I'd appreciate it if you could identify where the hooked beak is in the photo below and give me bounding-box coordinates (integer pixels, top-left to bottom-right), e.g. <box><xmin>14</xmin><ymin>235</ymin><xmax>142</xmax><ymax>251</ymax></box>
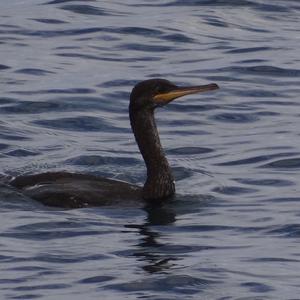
<box><xmin>153</xmin><ymin>83</ymin><xmax>219</xmax><ymax>105</ymax></box>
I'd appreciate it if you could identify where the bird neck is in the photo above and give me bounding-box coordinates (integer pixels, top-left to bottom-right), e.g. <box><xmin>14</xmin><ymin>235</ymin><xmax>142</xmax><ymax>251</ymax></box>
<box><xmin>129</xmin><ymin>107</ymin><xmax>175</xmax><ymax>201</ymax></box>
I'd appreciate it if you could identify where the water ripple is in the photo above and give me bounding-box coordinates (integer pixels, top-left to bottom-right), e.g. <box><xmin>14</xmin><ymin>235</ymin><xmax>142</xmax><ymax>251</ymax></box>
<box><xmin>15</xmin><ymin>68</ymin><xmax>55</xmax><ymax>76</ymax></box>
<box><xmin>262</xmin><ymin>157</ymin><xmax>300</xmax><ymax>169</ymax></box>
<box><xmin>266</xmin><ymin>224</ymin><xmax>300</xmax><ymax>238</ymax></box>
<box><xmin>79</xmin><ymin>276</ymin><xmax>114</xmax><ymax>284</ymax></box>
<box><xmin>0</xmin><ymin>64</ymin><xmax>10</xmax><ymax>70</ymax></box>
<box><xmin>105</xmin><ymin>275</ymin><xmax>218</xmax><ymax>293</ymax></box>
<box><xmin>216</xmin><ymin>152</ymin><xmax>299</xmax><ymax>166</ymax></box>
<box><xmin>32</xmin><ymin>116</ymin><xmax>128</xmax><ymax>132</ymax></box>
<box><xmin>219</xmin><ymin>65</ymin><xmax>300</xmax><ymax>77</ymax></box>
<box><xmin>241</xmin><ymin>282</ymin><xmax>274</xmax><ymax>293</ymax></box>
<box><xmin>31</xmin><ymin>18</ymin><xmax>68</xmax><ymax>24</ymax></box>
<box><xmin>45</xmin><ymin>0</ymin><xmax>95</xmax><ymax>4</ymax></box>
<box><xmin>226</xmin><ymin>46</ymin><xmax>271</xmax><ymax>54</ymax></box>
<box><xmin>5</xmin><ymin>149</ymin><xmax>40</xmax><ymax>157</ymax></box>
<box><xmin>167</xmin><ymin>147</ymin><xmax>213</xmax><ymax>155</ymax></box>
<box><xmin>66</xmin><ymin>155</ymin><xmax>140</xmax><ymax>166</ymax></box>
<box><xmin>1</xmin><ymin>0</ymin><xmax>300</xmax><ymax>299</ymax></box>
<box><xmin>212</xmin><ymin>112</ymin><xmax>259</xmax><ymax>123</ymax></box>
<box><xmin>60</xmin><ymin>5</ymin><xmax>113</xmax><ymax>16</ymax></box>
<box><xmin>234</xmin><ymin>178</ymin><xmax>294</xmax><ymax>187</ymax></box>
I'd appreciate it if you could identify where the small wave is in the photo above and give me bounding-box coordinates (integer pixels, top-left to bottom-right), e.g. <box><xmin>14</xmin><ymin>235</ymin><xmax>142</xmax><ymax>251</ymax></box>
<box><xmin>0</xmin><ymin>143</ymin><xmax>9</xmax><ymax>150</ymax></box>
<box><xmin>212</xmin><ymin>112</ymin><xmax>259</xmax><ymax>123</ymax></box>
<box><xmin>60</xmin><ymin>5</ymin><xmax>113</xmax><ymax>16</ymax></box>
<box><xmin>241</xmin><ymin>282</ymin><xmax>274</xmax><ymax>293</ymax></box>
<box><xmin>246</xmin><ymin>257</ymin><xmax>300</xmax><ymax>263</ymax></box>
<box><xmin>261</xmin><ymin>158</ymin><xmax>300</xmax><ymax>169</ymax></box>
<box><xmin>5</xmin><ymin>149</ymin><xmax>39</xmax><ymax>157</ymax></box>
<box><xmin>105</xmin><ymin>274</ymin><xmax>218</xmax><ymax>293</ymax></box>
<box><xmin>12</xmin><ymin>88</ymin><xmax>95</xmax><ymax>95</ymax></box>
<box><xmin>66</xmin><ymin>155</ymin><xmax>140</xmax><ymax>166</ymax></box>
<box><xmin>56</xmin><ymin>52</ymin><xmax>162</xmax><ymax>62</ymax></box>
<box><xmin>0</xmin><ymin>132</ymin><xmax>30</xmax><ymax>141</ymax></box>
<box><xmin>219</xmin><ymin>65</ymin><xmax>300</xmax><ymax>77</ymax></box>
<box><xmin>213</xmin><ymin>186</ymin><xmax>257</xmax><ymax>195</ymax></box>
<box><xmin>167</xmin><ymin>147</ymin><xmax>213</xmax><ymax>155</ymax></box>
<box><xmin>32</xmin><ymin>116</ymin><xmax>128</xmax><ymax>133</ymax></box>
<box><xmin>15</xmin><ymin>68</ymin><xmax>55</xmax><ymax>76</ymax></box>
<box><xmin>12</xmin><ymin>283</ymin><xmax>70</xmax><ymax>292</ymax></box>
<box><xmin>163</xmin><ymin>33</ymin><xmax>194</xmax><ymax>43</ymax></box>
<box><xmin>170</xmin><ymin>103</ymin><xmax>219</xmax><ymax>113</ymax></box>
<box><xmin>116</xmin><ymin>27</ymin><xmax>162</xmax><ymax>36</ymax></box>
<box><xmin>232</xmin><ymin>89</ymin><xmax>282</xmax><ymax>98</ymax></box>
<box><xmin>118</xmin><ymin>43</ymin><xmax>173</xmax><ymax>53</ymax></box>
<box><xmin>0</xmin><ymin>229</ymin><xmax>105</xmax><ymax>241</ymax></box>
<box><xmin>172</xmin><ymin>166</ymin><xmax>194</xmax><ymax>181</ymax></box>
<box><xmin>1</xmin><ymin>26</ymin><xmax>163</xmax><ymax>39</ymax></box>
<box><xmin>0</xmin><ymin>64</ymin><xmax>10</xmax><ymax>70</ymax></box>
<box><xmin>234</xmin><ymin>178</ymin><xmax>294</xmax><ymax>187</ymax></box>
<box><xmin>266</xmin><ymin>224</ymin><xmax>300</xmax><ymax>238</ymax></box>
<box><xmin>79</xmin><ymin>276</ymin><xmax>114</xmax><ymax>284</ymax></box>
<box><xmin>133</xmin><ymin>0</ymin><xmax>256</xmax><ymax>7</ymax></box>
<box><xmin>0</xmin><ymin>97</ymin><xmax>15</xmax><ymax>104</ymax></box>
<box><xmin>45</xmin><ymin>0</ymin><xmax>97</xmax><ymax>5</ymax></box>
<box><xmin>98</xmin><ymin>79</ymin><xmax>137</xmax><ymax>88</ymax></box>
<box><xmin>226</xmin><ymin>46</ymin><xmax>271</xmax><ymax>54</ymax></box>
<box><xmin>216</xmin><ymin>152</ymin><xmax>298</xmax><ymax>167</ymax></box>
<box><xmin>263</xmin><ymin>197</ymin><xmax>300</xmax><ymax>203</ymax></box>
<box><xmin>0</xmin><ymin>97</ymin><xmax>112</xmax><ymax>114</ymax></box>
<box><xmin>31</xmin><ymin>18</ymin><xmax>67</xmax><ymax>24</ymax></box>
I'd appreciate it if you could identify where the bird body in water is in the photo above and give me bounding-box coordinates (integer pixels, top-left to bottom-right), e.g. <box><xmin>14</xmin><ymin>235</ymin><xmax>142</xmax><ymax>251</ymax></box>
<box><xmin>9</xmin><ymin>79</ymin><xmax>219</xmax><ymax>208</ymax></box>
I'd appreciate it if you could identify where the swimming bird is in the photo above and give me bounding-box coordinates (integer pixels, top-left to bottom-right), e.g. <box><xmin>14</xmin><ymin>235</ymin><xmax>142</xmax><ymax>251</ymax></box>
<box><xmin>9</xmin><ymin>79</ymin><xmax>218</xmax><ymax>208</ymax></box>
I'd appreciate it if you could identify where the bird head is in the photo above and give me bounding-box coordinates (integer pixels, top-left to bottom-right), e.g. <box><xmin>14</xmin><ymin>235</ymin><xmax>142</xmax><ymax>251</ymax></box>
<box><xmin>130</xmin><ymin>78</ymin><xmax>219</xmax><ymax>111</ymax></box>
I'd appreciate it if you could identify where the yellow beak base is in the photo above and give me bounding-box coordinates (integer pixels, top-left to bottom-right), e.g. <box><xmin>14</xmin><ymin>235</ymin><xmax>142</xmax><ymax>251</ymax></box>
<box><xmin>153</xmin><ymin>83</ymin><xmax>219</xmax><ymax>105</ymax></box>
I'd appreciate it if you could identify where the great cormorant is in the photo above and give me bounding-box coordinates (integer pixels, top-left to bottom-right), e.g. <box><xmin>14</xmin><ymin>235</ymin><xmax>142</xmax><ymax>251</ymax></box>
<box><xmin>9</xmin><ymin>79</ymin><xmax>219</xmax><ymax>208</ymax></box>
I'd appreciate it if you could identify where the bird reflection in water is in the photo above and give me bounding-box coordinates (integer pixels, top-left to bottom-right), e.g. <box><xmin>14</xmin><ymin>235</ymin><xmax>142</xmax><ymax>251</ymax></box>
<box><xmin>125</xmin><ymin>204</ymin><xmax>178</xmax><ymax>274</ymax></box>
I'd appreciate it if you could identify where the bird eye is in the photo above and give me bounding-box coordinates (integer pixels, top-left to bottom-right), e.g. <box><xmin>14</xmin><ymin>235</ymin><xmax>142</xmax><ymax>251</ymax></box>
<box><xmin>155</xmin><ymin>85</ymin><xmax>166</xmax><ymax>94</ymax></box>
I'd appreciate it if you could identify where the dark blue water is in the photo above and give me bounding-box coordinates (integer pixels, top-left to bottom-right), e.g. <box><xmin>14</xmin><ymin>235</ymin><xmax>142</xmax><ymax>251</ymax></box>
<box><xmin>1</xmin><ymin>0</ymin><xmax>300</xmax><ymax>299</ymax></box>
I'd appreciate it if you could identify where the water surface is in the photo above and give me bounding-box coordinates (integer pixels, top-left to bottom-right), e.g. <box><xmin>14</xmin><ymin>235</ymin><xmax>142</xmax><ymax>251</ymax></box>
<box><xmin>1</xmin><ymin>0</ymin><xmax>300</xmax><ymax>299</ymax></box>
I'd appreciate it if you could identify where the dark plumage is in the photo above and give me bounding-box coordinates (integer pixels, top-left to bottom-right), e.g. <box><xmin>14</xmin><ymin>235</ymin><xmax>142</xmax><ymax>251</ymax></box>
<box><xmin>9</xmin><ymin>79</ymin><xmax>219</xmax><ymax>208</ymax></box>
